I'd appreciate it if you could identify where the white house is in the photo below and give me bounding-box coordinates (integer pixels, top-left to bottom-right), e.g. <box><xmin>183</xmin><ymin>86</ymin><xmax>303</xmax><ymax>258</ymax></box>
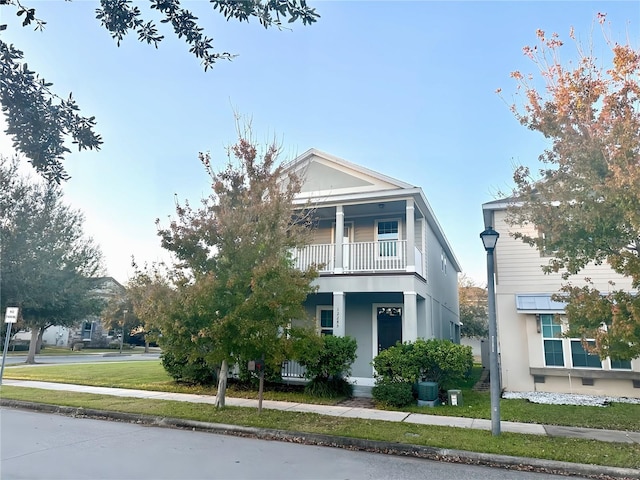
<box><xmin>287</xmin><ymin>149</ymin><xmax>461</xmax><ymax>391</ymax></box>
<box><xmin>482</xmin><ymin>198</ymin><xmax>640</xmax><ymax>398</ymax></box>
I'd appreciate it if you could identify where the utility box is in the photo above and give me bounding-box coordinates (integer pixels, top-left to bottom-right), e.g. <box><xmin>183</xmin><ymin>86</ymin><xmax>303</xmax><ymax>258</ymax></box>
<box><xmin>416</xmin><ymin>381</ymin><xmax>438</xmax><ymax>401</ymax></box>
<box><xmin>447</xmin><ymin>389</ymin><xmax>463</xmax><ymax>407</ymax></box>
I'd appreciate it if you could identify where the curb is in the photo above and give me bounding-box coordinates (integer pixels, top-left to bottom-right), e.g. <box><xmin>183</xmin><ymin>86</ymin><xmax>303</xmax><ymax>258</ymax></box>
<box><xmin>2</xmin><ymin>399</ymin><xmax>638</xmax><ymax>479</ymax></box>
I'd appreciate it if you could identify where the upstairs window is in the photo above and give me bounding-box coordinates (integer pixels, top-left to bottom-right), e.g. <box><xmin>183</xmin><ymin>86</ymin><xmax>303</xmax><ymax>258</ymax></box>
<box><xmin>377</xmin><ymin>220</ymin><xmax>399</xmax><ymax>257</ymax></box>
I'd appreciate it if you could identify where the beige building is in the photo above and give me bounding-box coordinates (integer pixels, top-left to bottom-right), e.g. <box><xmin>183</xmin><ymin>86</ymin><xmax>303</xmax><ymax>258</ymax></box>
<box><xmin>482</xmin><ymin>199</ymin><xmax>640</xmax><ymax>398</ymax></box>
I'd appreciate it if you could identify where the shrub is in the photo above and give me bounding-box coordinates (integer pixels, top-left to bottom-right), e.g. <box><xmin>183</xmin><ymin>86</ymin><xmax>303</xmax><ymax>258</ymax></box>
<box><xmin>305</xmin><ymin>376</ymin><xmax>353</xmax><ymax>398</ymax></box>
<box><xmin>293</xmin><ymin>334</ymin><xmax>357</xmax><ymax>398</ymax></box>
<box><xmin>372</xmin><ymin>339</ymin><xmax>473</xmax><ymax>391</ymax></box>
<box><xmin>161</xmin><ymin>350</ymin><xmax>218</xmax><ymax>385</ymax></box>
<box><xmin>372</xmin><ymin>382</ymin><xmax>414</xmax><ymax>407</ymax></box>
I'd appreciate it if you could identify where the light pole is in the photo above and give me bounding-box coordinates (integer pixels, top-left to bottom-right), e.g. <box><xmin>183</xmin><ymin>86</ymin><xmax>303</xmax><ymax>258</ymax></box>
<box><xmin>120</xmin><ymin>310</ymin><xmax>127</xmax><ymax>355</ymax></box>
<box><xmin>480</xmin><ymin>226</ymin><xmax>500</xmax><ymax>436</ymax></box>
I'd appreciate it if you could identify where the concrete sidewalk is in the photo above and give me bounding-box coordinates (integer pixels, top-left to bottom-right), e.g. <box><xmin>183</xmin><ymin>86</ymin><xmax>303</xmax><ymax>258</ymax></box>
<box><xmin>3</xmin><ymin>379</ymin><xmax>639</xmax><ymax>444</ymax></box>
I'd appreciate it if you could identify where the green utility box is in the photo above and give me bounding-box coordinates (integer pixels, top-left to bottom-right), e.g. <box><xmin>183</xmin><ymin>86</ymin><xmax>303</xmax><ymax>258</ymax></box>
<box><xmin>447</xmin><ymin>389</ymin><xmax>463</xmax><ymax>406</ymax></box>
<box><xmin>416</xmin><ymin>381</ymin><xmax>438</xmax><ymax>401</ymax></box>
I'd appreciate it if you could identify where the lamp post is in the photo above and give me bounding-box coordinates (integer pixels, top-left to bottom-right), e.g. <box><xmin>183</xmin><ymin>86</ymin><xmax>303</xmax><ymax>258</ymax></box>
<box><xmin>120</xmin><ymin>309</ymin><xmax>127</xmax><ymax>355</ymax></box>
<box><xmin>480</xmin><ymin>226</ymin><xmax>500</xmax><ymax>436</ymax></box>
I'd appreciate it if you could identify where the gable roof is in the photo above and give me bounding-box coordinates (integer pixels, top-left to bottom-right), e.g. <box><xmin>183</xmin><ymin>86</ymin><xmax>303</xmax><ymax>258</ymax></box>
<box><xmin>283</xmin><ymin>149</ymin><xmax>462</xmax><ymax>273</ymax></box>
<box><xmin>283</xmin><ymin>148</ymin><xmax>414</xmax><ymax>198</ymax></box>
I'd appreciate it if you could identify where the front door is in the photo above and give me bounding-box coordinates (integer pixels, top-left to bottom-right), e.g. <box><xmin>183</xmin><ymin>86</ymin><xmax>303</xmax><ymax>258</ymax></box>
<box><xmin>377</xmin><ymin>306</ymin><xmax>402</xmax><ymax>353</ymax></box>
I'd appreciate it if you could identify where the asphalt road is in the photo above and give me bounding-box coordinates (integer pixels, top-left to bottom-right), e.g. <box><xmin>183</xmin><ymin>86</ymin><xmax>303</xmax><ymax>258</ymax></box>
<box><xmin>1</xmin><ymin>408</ymin><xmax>586</xmax><ymax>480</ymax></box>
<box><xmin>2</xmin><ymin>353</ymin><xmax>161</xmax><ymax>366</ymax></box>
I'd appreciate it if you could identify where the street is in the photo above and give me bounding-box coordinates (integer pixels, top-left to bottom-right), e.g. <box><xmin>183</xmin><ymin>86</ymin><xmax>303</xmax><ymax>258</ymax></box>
<box><xmin>1</xmin><ymin>408</ymin><xmax>586</xmax><ymax>480</ymax></box>
<box><xmin>2</xmin><ymin>353</ymin><xmax>161</xmax><ymax>366</ymax></box>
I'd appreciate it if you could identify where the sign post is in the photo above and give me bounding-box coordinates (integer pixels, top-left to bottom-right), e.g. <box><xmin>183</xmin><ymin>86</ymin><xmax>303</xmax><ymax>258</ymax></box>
<box><xmin>1</xmin><ymin>307</ymin><xmax>19</xmax><ymax>386</ymax></box>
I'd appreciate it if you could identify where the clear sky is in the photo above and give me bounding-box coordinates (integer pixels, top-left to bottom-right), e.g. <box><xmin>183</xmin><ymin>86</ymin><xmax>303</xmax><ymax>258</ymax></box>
<box><xmin>1</xmin><ymin>1</ymin><xmax>638</xmax><ymax>287</ymax></box>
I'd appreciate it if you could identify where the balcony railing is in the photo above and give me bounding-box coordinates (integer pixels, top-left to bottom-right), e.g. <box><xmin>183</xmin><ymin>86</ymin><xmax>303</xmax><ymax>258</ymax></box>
<box><xmin>292</xmin><ymin>240</ymin><xmax>424</xmax><ymax>275</ymax></box>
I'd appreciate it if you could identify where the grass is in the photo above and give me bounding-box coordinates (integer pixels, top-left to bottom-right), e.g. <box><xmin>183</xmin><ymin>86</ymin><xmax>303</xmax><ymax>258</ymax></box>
<box><xmin>5</xmin><ymin>361</ymin><xmax>640</xmax><ymax>431</ymax></box>
<box><xmin>1</xmin><ymin>385</ymin><xmax>638</xmax><ymax>469</ymax></box>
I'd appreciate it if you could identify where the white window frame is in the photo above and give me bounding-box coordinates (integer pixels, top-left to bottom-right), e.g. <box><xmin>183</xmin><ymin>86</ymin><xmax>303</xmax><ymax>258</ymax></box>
<box><xmin>316</xmin><ymin>305</ymin><xmax>334</xmax><ymax>336</ymax></box>
<box><xmin>375</xmin><ymin>218</ymin><xmax>401</xmax><ymax>259</ymax></box>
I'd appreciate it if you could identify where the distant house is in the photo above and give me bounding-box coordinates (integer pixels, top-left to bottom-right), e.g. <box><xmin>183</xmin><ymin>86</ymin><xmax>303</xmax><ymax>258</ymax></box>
<box><xmin>16</xmin><ymin>276</ymin><xmax>125</xmax><ymax>348</ymax></box>
<box><xmin>482</xmin><ymin>198</ymin><xmax>640</xmax><ymax>398</ymax></box>
<box><xmin>286</xmin><ymin>149</ymin><xmax>461</xmax><ymax>391</ymax></box>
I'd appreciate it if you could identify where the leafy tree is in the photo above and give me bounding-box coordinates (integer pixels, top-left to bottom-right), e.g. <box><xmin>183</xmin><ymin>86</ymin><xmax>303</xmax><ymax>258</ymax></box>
<box><xmin>458</xmin><ymin>274</ymin><xmax>488</xmax><ymax>339</ymax></box>
<box><xmin>156</xmin><ymin>125</ymin><xmax>317</xmax><ymax>407</ymax></box>
<box><xmin>504</xmin><ymin>14</ymin><xmax>640</xmax><ymax>360</ymax></box>
<box><xmin>101</xmin><ymin>263</ymin><xmax>172</xmax><ymax>352</ymax></box>
<box><xmin>0</xmin><ymin>156</ymin><xmax>104</xmax><ymax>363</ymax></box>
<box><xmin>0</xmin><ymin>0</ymin><xmax>320</xmax><ymax>183</ymax></box>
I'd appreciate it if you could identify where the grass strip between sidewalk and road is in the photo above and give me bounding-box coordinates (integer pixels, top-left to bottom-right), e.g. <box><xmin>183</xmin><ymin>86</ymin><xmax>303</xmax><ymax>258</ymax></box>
<box><xmin>1</xmin><ymin>385</ymin><xmax>639</xmax><ymax>470</ymax></box>
<box><xmin>5</xmin><ymin>361</ymin><xmax>640</xmax><ymax>430</ymax></box>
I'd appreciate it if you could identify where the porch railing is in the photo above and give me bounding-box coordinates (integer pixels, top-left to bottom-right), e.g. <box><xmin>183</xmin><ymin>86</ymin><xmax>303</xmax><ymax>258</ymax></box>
<box><xmin>292</xmin><ymin>240</ymin><xmax>424</xmax><ymax>274</ymax></box>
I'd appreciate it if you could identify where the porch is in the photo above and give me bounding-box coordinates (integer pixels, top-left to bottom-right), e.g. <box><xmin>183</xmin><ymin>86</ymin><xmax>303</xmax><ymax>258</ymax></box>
<box><xmin>292</xmin><ymin>240</ymin><xmax>424</xmax><ymax>276</ymax></box>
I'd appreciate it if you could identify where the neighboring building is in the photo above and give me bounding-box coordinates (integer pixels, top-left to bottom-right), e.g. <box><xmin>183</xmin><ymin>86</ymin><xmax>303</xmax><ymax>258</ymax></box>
<box><xmin>286</xmin><ymin>149</ymin><xmax>461</xmax><ymax>391</ymax></box>
<box><xmin>15</xmin><ymin>277</ymin><xmax>125</xmax><ymax>348</ymax></box>
<box><xmin>482</xmin><ymin>198</ymin><xmax>640</xmax><ymax>398</ymax></box>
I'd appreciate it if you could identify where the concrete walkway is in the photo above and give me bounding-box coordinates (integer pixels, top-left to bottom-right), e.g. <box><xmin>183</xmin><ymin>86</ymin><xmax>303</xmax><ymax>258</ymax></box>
<box><xmin>3</xmin><ymin>379</ymin><xmax>639</xmax><ymax>444</ymax></box>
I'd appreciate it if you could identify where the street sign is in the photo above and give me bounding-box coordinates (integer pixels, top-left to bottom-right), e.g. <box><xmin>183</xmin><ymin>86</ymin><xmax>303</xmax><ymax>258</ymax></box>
<box><xmin>5</xmin><ymin>307</ymin><xmax>19</xmax><ymax>323</ymax></box>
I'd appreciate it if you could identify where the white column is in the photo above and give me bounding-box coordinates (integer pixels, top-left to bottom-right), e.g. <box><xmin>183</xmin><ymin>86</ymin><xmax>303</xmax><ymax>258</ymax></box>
<box><xmin>333</xmin><ymin>292</ymin><xmax>346</xmax><ymax>337</ymax></box>
<box><xmin>403</xmin><ymin>291</ymin><xmax>418</xmax><ymax>342</ymax></box>
<box><xmin>335</xmin><ymin>206</ymin><xmax>344</xmax><ymax>274</ymax></box>
<box><xmin>405</xmin><ymin>198</ymin><xmax>415</xmax><ymax>272</ymax></box>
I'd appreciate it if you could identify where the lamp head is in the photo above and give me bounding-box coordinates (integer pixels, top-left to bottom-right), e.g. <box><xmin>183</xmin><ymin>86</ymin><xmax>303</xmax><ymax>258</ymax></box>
<box><xmin>480</xmin><ymin>227</ymin><xmax>500</xmax><ymax>252</ymax></box>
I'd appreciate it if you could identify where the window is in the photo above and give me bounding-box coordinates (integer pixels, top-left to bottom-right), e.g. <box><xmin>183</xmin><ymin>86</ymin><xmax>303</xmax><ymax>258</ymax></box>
<box><xmin>541</xmin><ymin>314</ymin><xmax>564</xmax><ymax>366</ymax></box>
<box><xmin>82</xmin><ymin>322</ymin><xmax>93</xmax><ymax>340</ymax></box>
<box><xmin>611</xmin><ymin>359</ymin><xmax>632</xmax><ymax>370</ymax></box>
<box><xmin>377</xmin><ymin>220</ymin><xmax>398</xmax><ymax>257</ymax></box>
<box><xmin>539</xmin><ymin>228</ymin><xmax>558</xmax><ymax>257</ymax></box>
<box><xmin>441</xmin><ymin>250</ymin><xmax>447</xmax><ymax>274</ymax></box>
<box><xmin>319</xmin><ymin>308</ymin><xmax>333</xmax><ymax>336</ymax></box>
<box><xmin>570</xmin><ymin>340</ymin><xmax>602</xmax><ymax>368</ymax></box>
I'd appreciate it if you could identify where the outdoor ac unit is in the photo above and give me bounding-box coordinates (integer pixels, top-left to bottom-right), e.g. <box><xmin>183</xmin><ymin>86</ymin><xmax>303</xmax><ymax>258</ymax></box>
<box><xmin>417</xmin><ymin>381</ymin><xmax>438</xmax><ymax>401</ymax></box>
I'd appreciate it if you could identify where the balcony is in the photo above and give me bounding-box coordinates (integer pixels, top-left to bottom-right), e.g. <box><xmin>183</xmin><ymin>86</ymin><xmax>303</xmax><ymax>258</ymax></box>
<box><xmin>292</xmin><ymin>240</ymin><xmax>424</xmax><ymax>276</ymax></box>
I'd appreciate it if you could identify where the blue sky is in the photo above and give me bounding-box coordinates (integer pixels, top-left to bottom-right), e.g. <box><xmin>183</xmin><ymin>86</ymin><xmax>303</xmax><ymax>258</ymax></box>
<box><xmin>1</xmin><ymin>1</ymin><xmax>638</xmax><ymax>286</ymax></box>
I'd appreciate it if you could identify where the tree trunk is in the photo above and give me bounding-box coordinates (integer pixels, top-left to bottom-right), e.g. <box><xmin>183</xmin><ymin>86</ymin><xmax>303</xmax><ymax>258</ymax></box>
<box><xmin>144</xmin><ymin>338</ymin><xmax>149</xmax><ymax>354</ymax></box>
<box><xmin>35</xmin><ymin>327</ymin><xmax>45</xmax><ymax>354</ymax></box>
<box><xmin>26</xmin><ymin>328</ymin><xmax>40</xmax><ymax>364</ymax></box>
<box><xmin>214</xmin><ymin>359</ymin><xmax>228</xmax><ymax>408</ymax></box>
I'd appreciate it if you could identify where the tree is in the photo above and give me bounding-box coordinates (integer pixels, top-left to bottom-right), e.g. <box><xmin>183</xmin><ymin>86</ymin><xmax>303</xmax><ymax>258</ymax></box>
<box><xmin>458</xmin><ymin>274</ymin><xmax>488</xmax><ymax>339</ymax></box>
<box><xmin>156</xmin><ymin>123</ymin><xmax>317</xmax><ymax>407</ymax></box>
<box><xmin>0</xmin><ymin>156</ymin><xmax>104</xmax><ymax>363</ymax></box>
<box><xmin>0</xmin><ymin>0</ymin><xmax>320</xmax><ymax>183</ymax></box>
<box><xmin>504</xmin><ymin>14</ymin><xmax>640</xmax><ymax>360</ymax></box>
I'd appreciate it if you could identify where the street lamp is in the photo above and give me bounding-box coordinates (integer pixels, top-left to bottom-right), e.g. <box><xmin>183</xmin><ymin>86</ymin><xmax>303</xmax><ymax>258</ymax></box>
<box><xmin>120</xmin><ymin>310</ymin><xmax>128</xmax><ymax>355</ymax></box>
<box><xmin>480</xmin><ymin>226</ymin><xmax>500</xmax><ymax>436</ymax></box>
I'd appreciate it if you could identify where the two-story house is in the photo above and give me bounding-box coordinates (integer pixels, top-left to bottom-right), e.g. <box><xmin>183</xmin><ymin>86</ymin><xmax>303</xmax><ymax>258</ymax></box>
<box><xmin>482</xmin><ymin>198</ymin><xmax>640</xmax><ymax>398</ymax></box>
<box><xmin>286</xmin><ymin>149</ymin><xmax>461</xmax><ymax>392</ymax></box>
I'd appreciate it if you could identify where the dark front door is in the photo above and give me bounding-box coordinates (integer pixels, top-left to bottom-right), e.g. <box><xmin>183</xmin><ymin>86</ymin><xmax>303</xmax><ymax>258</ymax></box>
<box><xmin>377</xmin><ymin>307</ymin><xmax>402</xmax><ymax>353</ymax></box>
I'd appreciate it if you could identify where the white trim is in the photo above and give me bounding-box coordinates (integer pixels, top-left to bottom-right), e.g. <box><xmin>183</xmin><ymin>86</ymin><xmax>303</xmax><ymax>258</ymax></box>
<box><xmin>316</xmin><ymin>305</ymin><xmax>333</xmax><ymax>335</ymax></box>
<box><xmin>375</xmin><ymin>218</ymin><xmax>402</xmax><ymax>259</ymax></box>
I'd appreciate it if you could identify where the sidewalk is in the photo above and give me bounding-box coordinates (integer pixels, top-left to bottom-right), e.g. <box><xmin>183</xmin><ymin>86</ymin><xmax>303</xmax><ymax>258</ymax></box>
<box><xmin>3</xmin><ymin>379</ymin><xmax>639</xmax><ymax>444</ymax></box>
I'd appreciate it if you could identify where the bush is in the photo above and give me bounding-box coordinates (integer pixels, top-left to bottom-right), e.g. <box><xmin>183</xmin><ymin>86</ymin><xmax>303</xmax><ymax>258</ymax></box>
<box><xmin>372</xmin><ymin>339</ymin><xmax>473</xmax><ymax>391</ymax></box>
<box><xmin>372</xmin><ymin>382</ymin><xmax>414</xmax><ymax>407</ymax></box>
<box><xmin>292</xmin><ymin>334</ymin><xmax>357</xmax><ymax>398</ymax></box>
<box><xmin>305</xmin><ymin>376</ymin><xmax>353</xmax><ymax>398</ymax></box>
<box><xmin>161</xmin><ymin>351</ymin><xmax>218</xmax><ymax>385</ymax></box>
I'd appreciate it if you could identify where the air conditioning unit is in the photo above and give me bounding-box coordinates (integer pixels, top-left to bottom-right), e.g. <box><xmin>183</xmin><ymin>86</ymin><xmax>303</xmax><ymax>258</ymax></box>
<box><xmin>417</xmin><ymin>381</ymin><xmax>438</xmax><ymax>401</ymax></box>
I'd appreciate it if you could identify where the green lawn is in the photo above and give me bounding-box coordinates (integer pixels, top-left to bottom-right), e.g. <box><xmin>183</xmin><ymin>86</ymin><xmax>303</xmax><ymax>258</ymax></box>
<box><xmin>5</xmin><ymin>361</ymin><xmax>639</xmax><ymax>431</ymax></box>
<box><xmin>1</xmin><ymin>385</ymin><xmax>638</xmax><ymax>469</ymax></box>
